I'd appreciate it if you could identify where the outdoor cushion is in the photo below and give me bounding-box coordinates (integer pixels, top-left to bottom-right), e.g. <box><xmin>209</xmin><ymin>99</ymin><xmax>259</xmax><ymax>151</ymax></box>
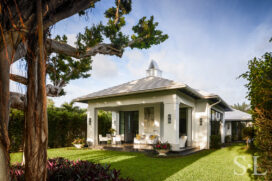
<box><xmin>136</xmin><ymin>134</ymin><xmax>141</xmax><ymax>140</ymax></box>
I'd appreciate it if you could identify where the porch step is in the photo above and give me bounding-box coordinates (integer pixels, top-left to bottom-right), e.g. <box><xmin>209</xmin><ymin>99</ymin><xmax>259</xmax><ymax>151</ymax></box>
<box><xmin>93</xmin><ymin>144</ymin><xmax>155</xmax><ymax>153</ymax></box>
<box><xmin>169</xmin><ymin>146</ymin><xmax>201</xmax><ymax>156</ymax></box>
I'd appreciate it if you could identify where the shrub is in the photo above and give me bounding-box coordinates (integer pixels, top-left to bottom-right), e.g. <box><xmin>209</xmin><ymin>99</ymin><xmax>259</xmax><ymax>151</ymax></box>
<box><xmin>10</xmin><ymin>157</ymin><xmax>131</xmax><ymax>181</ymax></box>
<box><xmin>9</xmin><ymin>109</ymin><xmax>24</xmax><ymax>152</ymax></box>
<box><xmin>225</xmin><ymin>135</ymin><xmax>231</xmax><ymax>143</ymax></box>
<box><xmin>210</xmin><ymin>135</ymin><xmax>221</xmax><ymax>149</ymax></box>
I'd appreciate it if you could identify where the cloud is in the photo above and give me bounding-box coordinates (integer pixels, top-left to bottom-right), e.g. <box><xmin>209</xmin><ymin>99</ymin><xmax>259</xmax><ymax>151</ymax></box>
<box><xmin>52</xmin><ymin>84</ymin><xmax>91</xmax><ymax>108</ymax></box>
<box><xmin>91</xmin><ymin>55</ymin><xmax>119</xmax><ymax>79</ymax></box>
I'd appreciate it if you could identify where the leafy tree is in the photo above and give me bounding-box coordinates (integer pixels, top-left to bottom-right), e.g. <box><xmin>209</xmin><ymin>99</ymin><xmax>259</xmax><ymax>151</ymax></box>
<box><xmin>242</xmin><ymin>127</ymin><xmax>255</xmax><ymax>148</ymax></box>
<box><xmin>98</xmin><ymin>111</ymin><xmax>112</xmax><ymax>136</ymax></box>
<box><xmin>1</xmin><ymin>1</ymin><xmax>168</xmax><ymax>179</ymax></box>
<box><xmin>241</xmin><ymin>52</ymin><xmax>272</xmax><ymax>180</ymax></box>
<box><xmin>231</xmin><ymin>102</ymin><xmax>251</xmax><ymax>113</ymax></box>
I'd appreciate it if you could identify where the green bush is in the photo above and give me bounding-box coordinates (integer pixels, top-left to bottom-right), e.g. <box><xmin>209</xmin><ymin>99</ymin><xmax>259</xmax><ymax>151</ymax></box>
<box><xmin>8</xmin><ymin>102</ymin><xmax>87</xmax><ymax>151</ymax></box>
<box><xmin>210</xmin><ymin>135</ymin><xmax>221</xmax><ymax>149</ymax></box>
<box><xmin>8</xmin><ymin>102</ymin><xmax>113</xmax><ymax>151</ymax></box>
<box><xmin>47</xmin><ymin>105</ymin><xmax>87</xmax><ymax>148</ymax></box>
<box><xmin>9</xmin><ymin>109</ymin><xmax>24</xmax><ymax>152</ymax></box>
<box><xmin>225</xmin><ymin>135</ymin><xmax>231</xmax><ymax>143</ymax></box>
<box><xmin>98</xmin><ymin>111</ymin><xmax>112</xmax><ymax>136</ymax></box>
<box><xmin>242</xmin><ymin>126</ymin><xmax>255</xmax><ymax>140</ymax></box>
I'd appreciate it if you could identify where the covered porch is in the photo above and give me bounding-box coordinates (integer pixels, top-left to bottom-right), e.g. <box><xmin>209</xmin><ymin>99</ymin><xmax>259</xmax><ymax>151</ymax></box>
<box><xmin>86</xmin><ymin>92</ymin><xmax>194</xmax><ymax>151</ymax></box>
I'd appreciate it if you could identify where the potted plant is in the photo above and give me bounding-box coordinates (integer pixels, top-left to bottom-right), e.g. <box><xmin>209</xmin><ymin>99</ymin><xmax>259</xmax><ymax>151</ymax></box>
<box><xmin>154</xmin><ymin>141</ymin><xmax>171</xmax><ymax>156</ymax></box>
<box><xmin>108</xmin><ymin>128</ymin><xmax>116</xmax><ymax>136</ymax></box>
<box><xmin>72</xmin><ymin>138</ymin><xmax>85</xmax><ymax>148</ymax></box>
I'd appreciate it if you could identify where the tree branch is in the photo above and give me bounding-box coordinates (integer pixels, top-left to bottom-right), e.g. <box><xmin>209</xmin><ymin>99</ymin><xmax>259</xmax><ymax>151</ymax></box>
<box><xmin>13</xmin><ymin>37</ymin><xmax>144</xmax><ymax>63</ymax></box>
<box><xmin>9</xmin><ymin>83</ymin><xmax>64</xmax><ymax>111</ymax></box>
<box><xmin>43</xmin><ymin>0</ymin><xmax>100</xmax><ymax>29</ymax></box>
<box><xmin>46</xmin><ymin>39</ymin><xmax>123</xmax><ymax>58</ymax></box>
<box><xmin>10</xmin><ymin>92</ymin><xmax>25</xmax><ymax>110</ymax></box>
<box><xmin>10</xmin><ymin>74</ymin><xmax>27</xmax><ymax>85</ymax></box>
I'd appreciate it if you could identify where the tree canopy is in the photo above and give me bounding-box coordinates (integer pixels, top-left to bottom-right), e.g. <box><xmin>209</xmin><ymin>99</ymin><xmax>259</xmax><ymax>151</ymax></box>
<box><xmin>241</xmin><ymin>51</ymin><xmax>272</xmax><ymax>180</ymax></box>
<box><xmin>0</xmin><ymin>1</ymin><xmax>168</xmax><ymax>180</ymax></box>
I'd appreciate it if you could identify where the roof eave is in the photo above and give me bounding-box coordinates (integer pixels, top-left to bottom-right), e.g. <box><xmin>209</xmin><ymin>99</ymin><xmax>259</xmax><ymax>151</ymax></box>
<box><xmin>73</xmin><ymin>84</ymin><xmax>186</xmax><ymax>103</ymax></box>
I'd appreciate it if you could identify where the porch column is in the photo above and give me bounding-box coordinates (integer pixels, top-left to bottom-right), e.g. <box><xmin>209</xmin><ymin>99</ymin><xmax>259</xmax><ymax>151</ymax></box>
<box><xmin>221</xmin><ymin>113</ymin><xmax>225</xmax><ymax>143</ymax></box>
<box><xmin>163</xmin><ymin>99</ymin><xmax>180</xmax><ymax>151</ymax></box>
<box><xmin>87</xmin><ymin>105</ymin><xmax>98</xmax><ymax>146</ymax></box>
<box><xmin>187</xmin><ymin>108</ymin><xmax>192</xmax><ymax>147</ymax></box>
<box><xmin>111</xmin><ymin>111</ymin><xmax>119</xmax><ymax>135</ymax></box>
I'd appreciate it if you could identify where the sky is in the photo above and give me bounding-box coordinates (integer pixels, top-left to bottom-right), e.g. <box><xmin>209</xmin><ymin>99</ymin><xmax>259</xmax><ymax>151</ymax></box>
<box><xmin>10</xmin><ymin>0</ymin><xmax>272</xmax><ymax>108</ymax></box>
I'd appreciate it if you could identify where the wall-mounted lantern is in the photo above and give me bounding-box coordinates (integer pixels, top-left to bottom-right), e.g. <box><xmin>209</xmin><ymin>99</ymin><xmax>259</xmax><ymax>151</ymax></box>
<box><xmin>168</xmin><ymin>114</ymin><xmax>171</xmax><ymax>124</ymax></box>
<box><xmin>200</xmin><ymin>118</ymin><xmax>203</xmax><ymax>126</ymax></box>
<box><xmin>89</xmin><ymin>118</ymin><xmax>92</xmax><ymax>125</ymax></box>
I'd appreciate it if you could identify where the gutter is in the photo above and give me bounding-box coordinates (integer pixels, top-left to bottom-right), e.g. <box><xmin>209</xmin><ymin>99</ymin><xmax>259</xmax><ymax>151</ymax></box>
<box><xmin>208</xmin><ymin>98</ymin><xmax>221</xmax><ymax>108</ymax></box>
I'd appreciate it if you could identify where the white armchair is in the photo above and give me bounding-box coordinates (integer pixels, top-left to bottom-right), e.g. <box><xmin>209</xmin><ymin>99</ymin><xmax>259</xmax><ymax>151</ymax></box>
<box><xmin>99</xmin><ymin>134</ymin><xmax>108</xmax><ymax>144</ymax></box>
<box><xmin>113</xmin><ymin>135</ymin><xmax>122</xmax><ymax>144</ymax></box>
<box><xmin>134</xmin><ymin>134</ymin><xmax>146</xmax><ymax>144</ymax></box>
<box><xmin>86</xmin><ymin>138</ymin><xmax>93</xmax><ymax>146</ymax></box>
<box><xmin>179</xmin><ymin>136</ymin><xmax>187</xmax><ymax>148</ymax></box>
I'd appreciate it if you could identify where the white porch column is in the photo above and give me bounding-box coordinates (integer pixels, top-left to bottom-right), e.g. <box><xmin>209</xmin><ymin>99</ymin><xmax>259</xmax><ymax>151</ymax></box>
<box><xmin>111</xmin><ymin>111</ymin><xmax>119</xmax><ymax>135</ymax></box>
<box><xmin>187</xmin><ymin>108</ymin><xmax>192</xmax><ymax>147</ymax></box>
<box><xmin>87</xmin><ymin>105</ymin><xmax>98</xmax><ymax>146</ymax></box>
<box><xmin>163</xmin><ymin>98</ymin><xmax>180</xmax><ymax>151</ymax></box>
<box><xmin>221</xmin><ymin>113</ymin><xmax>225</xmax><ymax>143</ymax></box>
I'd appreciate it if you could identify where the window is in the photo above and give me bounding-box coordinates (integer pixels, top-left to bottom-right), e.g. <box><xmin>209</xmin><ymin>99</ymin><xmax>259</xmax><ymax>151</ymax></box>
<box><xmin>119</xmin><ymin>112</ymin><xmax>125</xmax><ymax>134</ymax></box>
<box><xmin>210</xmin><ymin>109</ymin><xmax>223</xmax><ymax>136</ymax></box>
<box><xmin>144</xmin><ymin>107</ymin><xmax>154</xmax><ymax>127</ymax></box>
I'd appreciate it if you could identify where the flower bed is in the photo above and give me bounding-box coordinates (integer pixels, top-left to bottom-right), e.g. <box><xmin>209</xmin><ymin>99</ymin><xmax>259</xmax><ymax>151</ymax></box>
<box><xmin>10</xmin><ymin>157</ymin><xmax>132</xmax><ymax>181</ymax></box>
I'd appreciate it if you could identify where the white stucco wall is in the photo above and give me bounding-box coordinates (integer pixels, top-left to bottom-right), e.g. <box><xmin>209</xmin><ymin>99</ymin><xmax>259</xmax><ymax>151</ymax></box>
<box><xmin>193</xmin><ymin>100</ymin><xmax>209</xmax><ymax>149</ymax></box>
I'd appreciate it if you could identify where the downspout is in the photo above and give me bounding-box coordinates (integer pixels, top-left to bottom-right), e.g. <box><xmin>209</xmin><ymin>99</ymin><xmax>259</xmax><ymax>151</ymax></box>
<box><xmin>207</xmin><ymin>99</ymin><xmax>221</xmax><ymax>149</ymax></box>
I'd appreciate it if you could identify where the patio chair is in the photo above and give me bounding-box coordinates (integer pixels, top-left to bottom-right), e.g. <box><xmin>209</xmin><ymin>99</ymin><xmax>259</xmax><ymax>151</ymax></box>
<box><xmin>86</xmin><ymin>138</ymin><xmax>93</xmax><ymax>146</ymax></box>
<box><xmin>179</xmin><ymin>136</ymin><xmax>187</xmax><ymax>148</ymax></box>
<box><xmin>114</xmin><ymin>135</ymin><xmax>122</xmax><ymax>144</ymax></box>
<box><xmin>120</xmin><ymin>134</ymin><xmax>125</xmax><ymax>142</ymax></box>
<box><xmin>99</xmin><ymin>134</ymin><xmax>108</xmax><ymax>144</ymax></box>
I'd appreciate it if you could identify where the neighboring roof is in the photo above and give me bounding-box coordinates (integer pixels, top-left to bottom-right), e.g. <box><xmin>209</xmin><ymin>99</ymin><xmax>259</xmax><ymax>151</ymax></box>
<box><xmin>225</xmin><ymin>109</ymin><xmax>252</xmax><ymax>121</ymax></box>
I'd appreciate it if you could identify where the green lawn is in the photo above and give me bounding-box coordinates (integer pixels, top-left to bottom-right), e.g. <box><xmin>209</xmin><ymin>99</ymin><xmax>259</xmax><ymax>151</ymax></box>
<box><xmin>11</xmin><ymin>144</ymin><xmax>254</xmax><ymax>181</ymax></box>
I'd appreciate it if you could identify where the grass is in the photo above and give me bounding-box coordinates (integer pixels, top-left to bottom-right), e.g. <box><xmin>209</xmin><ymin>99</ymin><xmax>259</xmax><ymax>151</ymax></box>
<box><xmin>11</xmin><ymin>144</ymin><xmax>254</xmax><ymax>181</ymax></box>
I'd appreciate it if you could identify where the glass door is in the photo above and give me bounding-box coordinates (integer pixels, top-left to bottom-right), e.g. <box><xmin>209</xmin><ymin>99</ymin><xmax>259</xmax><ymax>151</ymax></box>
<box><xmin>119</xmin><ymin>111</ymin><xmax>139</xmax><ymax>143</ymax></box>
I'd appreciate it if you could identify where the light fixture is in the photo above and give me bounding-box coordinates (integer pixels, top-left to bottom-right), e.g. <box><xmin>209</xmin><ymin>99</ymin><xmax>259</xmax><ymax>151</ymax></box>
<box><xmin>168</xmin><ymin>114</ymin><xmax>171</xmax><ymax>124</ymax></box>
<box><xmin>200</xmin><ymin>118</ymin><xmax>203</xmax><ymax>126</ymax></box>
<box><xmin>89</xmin><ymin>118</ymin><xmax>92</xmax><ymax>125</ymax></box>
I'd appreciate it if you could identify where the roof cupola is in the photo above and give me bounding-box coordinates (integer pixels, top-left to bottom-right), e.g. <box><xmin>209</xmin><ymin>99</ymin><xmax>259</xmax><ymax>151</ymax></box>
<box><xmin>146</xmin><ymin>60</ymin><xmax>162</xmax><ymax>77</ymax></box>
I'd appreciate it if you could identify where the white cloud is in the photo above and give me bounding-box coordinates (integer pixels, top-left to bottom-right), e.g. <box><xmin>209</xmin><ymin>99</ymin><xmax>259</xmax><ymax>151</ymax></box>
<box><xmin>91</xmin><ymin>55</ymin><xmax>119</xmax><ymax>79</ymax></box>
<box><xmin>52</xmin><ymin>84</ymin><xmax>91</xmax><ymax>108</ymax></box>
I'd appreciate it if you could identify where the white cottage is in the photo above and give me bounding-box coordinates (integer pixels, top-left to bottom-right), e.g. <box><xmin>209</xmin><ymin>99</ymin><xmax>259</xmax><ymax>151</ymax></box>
<box><xmin>74</xmin><ymin>60</ymin><xmax>233</xmax><ymax>151</ymax></box>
